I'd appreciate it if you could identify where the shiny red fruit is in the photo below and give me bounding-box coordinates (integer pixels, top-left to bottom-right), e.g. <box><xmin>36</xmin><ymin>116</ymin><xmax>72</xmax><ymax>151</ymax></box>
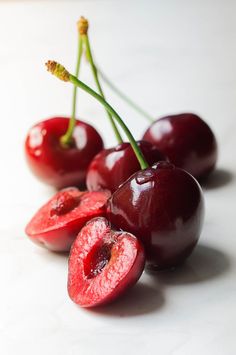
<box><xmin>86</xmin><ymin>140</ymin><xmax>166</xmax><ymax>193</ymax></box>
<box><xmin>68</xmin><ymin>217</ymin><xmax>145</xmax><ymax>307</ymax></box>
<box><xmin>25</xmin><ymin>117</ymin><xmax>104</xmax><ymax>189</ymax></box>
<box><xmin>25</xmin><ymin>188</ymin><xmax>110</xmax><ymax>252</ymax></box>
<box><xmin>107</xmin><ymin>161</ymin><xmax>204</xmax><ymax>270</ymax></box>
<box><xmin>142</xmin><ymin>113</ymin><xmax>218</xmax><ymax>180</ymax></box>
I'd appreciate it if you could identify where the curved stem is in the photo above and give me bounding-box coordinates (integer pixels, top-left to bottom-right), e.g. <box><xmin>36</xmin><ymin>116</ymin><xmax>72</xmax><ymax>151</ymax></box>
<box><xmin>82</xmin><ymin>34</ymin><xmax>123</xmax><ymax>143</ymax></box>
<box><xmin>97</xmin><ymin>67</ymin><xmax>154</xmax><ymax>123</ymax></box>
<box><xmin>60</xmin><ymin>37</ymin><xmax>83</xmax><ymax>146</ymax></box>
<box><xmin>69</xmin><ymin>74</ymin><xmax>148</xmax><ymax>169</ymax></box>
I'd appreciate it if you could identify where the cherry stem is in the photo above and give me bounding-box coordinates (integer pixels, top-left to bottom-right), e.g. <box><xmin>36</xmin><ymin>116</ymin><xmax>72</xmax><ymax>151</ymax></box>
<box><xmin>60</xmin><ymin>36</ymin><xmax>83</xmax><ymax>146</ymax></box>
<box><xmin>82</xmin><ymin>34</ymin><xmax>123</xmax><ymax>143</ymax></box>
<box><xmin>97</xmin><ymin>67</ymin><xmax>154</xmax><ymax>123</ymax></box>
<box><xmin>46</xmin><ymin>61</ymin><xmax>149</xmax><ymax>170</ymax></box>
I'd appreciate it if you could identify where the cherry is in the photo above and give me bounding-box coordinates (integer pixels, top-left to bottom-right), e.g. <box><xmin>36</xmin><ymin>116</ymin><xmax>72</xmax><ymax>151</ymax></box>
<box><xmin>143</xmin><ymin>113</ymin><xmax>218</xmax><ymax>180</ymax></box>
<box><xmin>86</xmin><ymin>140</ymin><xmax>166</xmax><ymax>193</ymax></box>
<box><xmin>25</xmin><ymin>187</ymin><xmax>110</xmax><ymax>252</ymax></box>
<box><xmin>107</xmin><ymin>162</ymin><xmax>204</xmax><ymax>269</ymax></box>
<box><xmin>25</xmin><ymin>117</ymin><xmax>104</xmax><ymax>189</ymax></box>
<box><xmin>67</xmin><ymin>217</ymin><xmax>145</xmax><ymax>307</ymax></box>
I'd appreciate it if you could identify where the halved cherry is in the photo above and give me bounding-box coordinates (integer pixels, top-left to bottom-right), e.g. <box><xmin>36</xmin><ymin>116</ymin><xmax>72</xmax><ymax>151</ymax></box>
<box><xmin>68</xmin><ymin>217</ymin><xmax>145</xmax><ymax>307</ymax></box>
<box><xmin>25</xmin><ymin>188</ymin><xmax>110</xmax><ymax>252</ymax></box>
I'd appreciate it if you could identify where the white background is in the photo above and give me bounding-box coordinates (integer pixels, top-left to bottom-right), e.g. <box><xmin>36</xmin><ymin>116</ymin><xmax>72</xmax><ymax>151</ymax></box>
<box><xmin>0</xmin><ymin>1</ymin><xmax>236</xmax><ymax>354</ymax></box>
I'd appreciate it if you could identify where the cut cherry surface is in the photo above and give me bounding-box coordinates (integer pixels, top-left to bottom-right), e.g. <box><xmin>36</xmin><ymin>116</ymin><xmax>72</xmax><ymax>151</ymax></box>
<box><xmin>25</xmin><ymin>188</ymin><xmax>110</xmax><ymax>252</ymax></box>
<box><xmin>68</xmin><ymin>217</ymin><xmax>145</xmax><ymax>307</ymax></box>
<box><xmin>25</xmin><ymin>117</ymin><xmax>104</xmax><ymax>189</ymax></box>
<box><xmin>86</xmin><ymin>140</ymin><xmax>167</xmax><ymax>193</ymax></box>
<box><xmin>107</xmin><ymin>161</ymin><xmax>204</xmax><ymax>270</ymax></box>
<box><xmin>142</xmin><ymin>113</ymin><xmax>218</xmax><ymax>180</ymax></box>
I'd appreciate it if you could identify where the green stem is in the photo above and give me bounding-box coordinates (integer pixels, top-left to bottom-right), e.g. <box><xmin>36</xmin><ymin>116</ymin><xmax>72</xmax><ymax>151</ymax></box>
<box><xmin>97</xmin><ymin>67</ymin><xmax>154</xmax><ymax>123</ymax></box>
<box><xmin>60</xmin><ymin>37</ymin><xmax>83</xmax><ymax>146</ymax></box>
<box><xmin>69</xmin><ymin>74</ymin><xmax>148</xmax><ymax>170</ymax></box>
<box><xmin>82</xmin><ymin>34</ymin><xmax>123</xmax><ymax>144</ymax></box>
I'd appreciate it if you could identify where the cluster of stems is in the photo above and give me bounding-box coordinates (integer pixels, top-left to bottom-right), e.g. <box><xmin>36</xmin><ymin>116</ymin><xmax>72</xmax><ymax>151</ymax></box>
<box><xmin>61</xmin><ymin>16</ymin><xmax>122</xmax><ymax>146</ymax></box>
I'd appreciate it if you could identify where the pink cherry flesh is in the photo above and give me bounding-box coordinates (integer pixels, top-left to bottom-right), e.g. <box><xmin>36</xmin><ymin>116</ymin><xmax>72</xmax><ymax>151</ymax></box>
<box><xmin>68</xmin><ymin>217</ymin><xmax>145</xmax><ymax>307</ymax></box>
<box><xmin>143</xmin><ymin>113</ymin><xmax>218</xmax><ymax>180</ymax></box>
<box><xmin>25</xmin><ymin>117</ymin><xmax>104</xmax><ymax>189</ymax></box>
<box><xmin>86</xmin><ymin>140</ymin><xmax>167</xmax><ymax>193</ymax></box>
<box><xmin>25</xmin><ymin>188</ymin><xmax>110</xmax><ymax>252</ymax></box>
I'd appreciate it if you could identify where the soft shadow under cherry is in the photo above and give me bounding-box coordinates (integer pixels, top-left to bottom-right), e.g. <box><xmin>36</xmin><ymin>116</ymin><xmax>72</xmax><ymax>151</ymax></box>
<box><xmin>89</xmin><ymin>281</ymin><xmax>165</xmax><ymax>317</ymax></box>
<box><xmin>202</xmin><ymin>168</ymin><xmax>234</xmax><ymax>189</ymax></box>
<box><xmin>146</xmin><ymin>244</ymin><xmax>230</xmax><ymax>285</ymax></box>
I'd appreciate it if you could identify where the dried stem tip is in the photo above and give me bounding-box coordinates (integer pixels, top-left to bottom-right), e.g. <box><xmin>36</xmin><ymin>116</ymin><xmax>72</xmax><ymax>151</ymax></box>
<box><xmin>45</xmin><ymin>61</ymin><xmax>70</xmax><ymax>82</ymax></box>
<box><xmin>77</xmin><ymin>16</ymin><xmax>89</xmax><ymax>35</ymax></box>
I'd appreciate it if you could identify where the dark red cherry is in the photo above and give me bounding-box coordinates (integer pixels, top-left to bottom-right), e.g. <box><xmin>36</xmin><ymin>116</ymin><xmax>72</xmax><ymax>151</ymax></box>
<box><xmin>68</xmin><ymin>217</ymin><xmax>145</xmax><ymax>307</ymax></box>
<box><xmin>86</xmin><ymin>140</ymin><xmax>167</xmax><ymax>193</ymax></box>
<box><xmin>107</xmin><ymin>162</ymin><xmax>204</xmax><ymax>269</ymax></box>
<box><xmin>25</xmin><ymin>117</ymin><xmax>104</xmax><ymax>189</ymax></box>
<box><xmin>25</xmin><ymin>187</ymin><xmax>110</xmax><ymax>252</ymax></box>
<box><xmin>142</xmin><ymin>113</ymin><xmax>218</xmax><ymax>180</ymax></box>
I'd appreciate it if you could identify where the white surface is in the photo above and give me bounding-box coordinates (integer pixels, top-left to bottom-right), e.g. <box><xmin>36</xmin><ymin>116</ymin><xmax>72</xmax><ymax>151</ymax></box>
<box><xmin>0</xmin><ymin>1</ymin><xmax>236</xmax><ymax>354</ymax></box>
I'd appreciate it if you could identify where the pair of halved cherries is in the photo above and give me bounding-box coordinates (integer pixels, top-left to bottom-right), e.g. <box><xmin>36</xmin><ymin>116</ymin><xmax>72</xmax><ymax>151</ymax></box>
<box><xmin>26</xmin><ymin>158</ymin><xmax>204</xmax><ymax>308</ymax></box>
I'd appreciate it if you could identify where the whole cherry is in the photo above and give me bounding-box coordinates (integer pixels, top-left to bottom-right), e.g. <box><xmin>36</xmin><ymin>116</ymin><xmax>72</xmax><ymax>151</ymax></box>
<box><xmin>143</xmin><ymin>113</ymin><xmax>218</xmax><ymax>180</ymax></box>
<box><xmin>25</xmin><ymin>187</ymin><xmax>110</xmax><ymax>252</ymax></box>
<box><xmin>107</xmin><ymin>162</ymin><xmax>204</xmax><ymax>269</ymax></box>
<box><xmin>68</xmin><ymin>217</ymin><xmax>145</xmax><ymax>307</ymax></box>
<box><xmin>25</xmin><ymin>117</ymin><xmax>104</xmax><ymax>189</ymax></box>
<box><xmin>86</xmin><ymin>140</ymin><xmax>166</xmax><ymax>193</ymax></box>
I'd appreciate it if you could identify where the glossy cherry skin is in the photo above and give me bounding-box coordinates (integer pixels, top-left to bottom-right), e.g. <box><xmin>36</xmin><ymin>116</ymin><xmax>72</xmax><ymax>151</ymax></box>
<box><xmin>68</xmin><ymin>217</ymin><xmax>145</xmax><ymax>307</ymax></box>
<box><xmin>25</xmin><ymin>117</ymin><xmax>104</xmax><ymax>189</ymax></box>
<box><xmin>107</xmin><ymin>162</ymin><xmax>204</xmax><ymax>269</ymax></box>
<box><xmin>142</xmin><ymin>113</ymin><xmax>218</xmax><ymax>180</ymax></box>
<box><xmin>25</xmin><ymin>188</ymin><xmax>110</xmax><ymax>252</ymax></box>
<box><xmin>86</xmin><ymin>140</ymin><xmax>167</xmax><ymax>193</ymax></box>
